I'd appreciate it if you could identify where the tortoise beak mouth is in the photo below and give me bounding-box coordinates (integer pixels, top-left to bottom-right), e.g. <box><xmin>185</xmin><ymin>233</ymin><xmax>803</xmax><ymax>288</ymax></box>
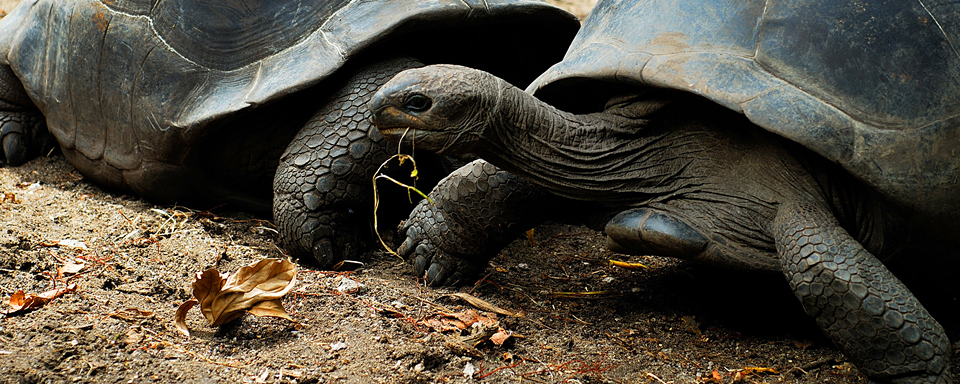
<box><xmin>370</xmin><ymin>105</ymin><xmax>423</xmax><ymax>139</ymax></box>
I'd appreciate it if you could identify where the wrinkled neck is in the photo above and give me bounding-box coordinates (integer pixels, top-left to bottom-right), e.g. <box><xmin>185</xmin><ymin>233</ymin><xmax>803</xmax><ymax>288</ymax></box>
<box><xmin>474</xmin><ymin>84</ymin><xmax>695</xmax><ymax>203</ymax></box>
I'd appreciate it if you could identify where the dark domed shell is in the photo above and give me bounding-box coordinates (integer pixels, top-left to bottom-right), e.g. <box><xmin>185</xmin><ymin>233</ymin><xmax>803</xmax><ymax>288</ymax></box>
<box><xmin>0</xmin><ymin>0</ymin><xmax>578</xmax><ymax>199</ymax></box>
<box><xmin>528</xmin><ymin>0</ymin><xmax>960</xmax><ymax>219</ymax></box>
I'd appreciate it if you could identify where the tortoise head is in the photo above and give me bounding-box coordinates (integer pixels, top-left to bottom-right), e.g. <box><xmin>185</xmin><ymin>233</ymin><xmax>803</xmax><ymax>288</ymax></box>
<box><xmin>369</xmin><ymin>64</ymin><xmax>501</xmax><ymax>154</ymax></box>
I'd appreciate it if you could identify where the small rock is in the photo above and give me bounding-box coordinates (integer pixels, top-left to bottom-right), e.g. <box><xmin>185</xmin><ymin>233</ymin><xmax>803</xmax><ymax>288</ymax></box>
<box><xmin>463</xmin><ymin>362</ymin><xmax>475</xmax><ymax>378</ymax></box>
<box><xmin>335</xmin><ymin>276</ymin><xmax>365</xmax><ymax>293</ymax></box>
<box><xmin>517</xmin><ymin>263</ymin><xmax>529</xmax><ymax>270</ymax></box>
<box><xmin>602</xmin><ymin>276</ymin><xmax>615</xmax><ymax>284</ymax></box>
<box><xmin>330</xmin><ymin>341</ymin><xmax>347</xmax><ymax>351</ymax></box>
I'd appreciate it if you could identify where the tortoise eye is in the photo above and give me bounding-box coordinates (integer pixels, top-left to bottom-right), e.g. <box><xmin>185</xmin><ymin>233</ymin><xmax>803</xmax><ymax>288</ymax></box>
<box><xmin>404</xmin><ymin>94</ymin><xmax>432</xmax><ymax>113</ymax></box>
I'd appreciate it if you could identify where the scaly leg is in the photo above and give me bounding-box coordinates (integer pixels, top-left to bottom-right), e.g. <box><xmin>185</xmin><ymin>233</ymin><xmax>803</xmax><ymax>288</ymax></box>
<box><xmin>773</xmin><ymin>202</ymin><xmax>950</xmax><ymax>384</ymax></box>
<box><xmin>0</xmin><ymin>65</ymin><xmax>54</xmax><ymax>165</ymax></box>
<box><xmin>273</xmin><ymin>58</ymin><xmax>429</xmax><ymax>267</ymax></box>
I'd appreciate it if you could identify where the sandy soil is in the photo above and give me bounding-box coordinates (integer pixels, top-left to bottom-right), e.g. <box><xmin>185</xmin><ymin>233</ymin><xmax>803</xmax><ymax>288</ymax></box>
<box><xmin>1</xmin><ymin>1</ymin><xmax>957</xmax><ymax>384</ymax></box>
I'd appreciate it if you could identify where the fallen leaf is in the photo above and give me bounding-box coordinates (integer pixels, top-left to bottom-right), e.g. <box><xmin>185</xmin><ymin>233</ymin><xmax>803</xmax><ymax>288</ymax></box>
<box><xmin>701</xmin><ymin>370</ymin><xmax>723</xmax><ymax>383</ymax></box>
<box><xmin>174</xmin><ymin>258</ymin><xmax>298</xmax><ymax>337</ymax></box>
<box><xmin>489</xmin><ymin>328</ymin><xmax>513</xmax><ymax>346</ymax></box>
<box><xmin>740</xmin><ymin>366</ymin><xmax>779</xmax><ymax>375</ymax></box>
<box><xmin>423</xmin><ymin>312</ymin><xmax>470</xmax><ymax>332</ymax></box>
<box><xmin>422</xmin><ymin>309</ymin><xmax>498</xmax><ymax>333</ymax></box>
<box><xmin>450</xmin><ymin>293</ymin><xmax>518</xmax><ymax>317</ymax></box>
<box><xmin>57</xmin><ymin>258</ymin><xmax>86</xmax><ymax>277</ymax></box>
<box><xmin>247</xmin><ymin>299</ymin><xmax>293</xmax><ymax>321</ymax></box>
<box><xmin>608</xmin><ymin>259</ymin><xmax>648</xmax><ymax>270</ymax></box>
<box><xmin>174</xmin><ymin>299</ymin><xmax>199</xmax><ymax>337</ymax></box>
<box><xmin>4</xmin><ymin>284</ymin><xmax>78</xmax><ymax>315</ymax></box>
<box><xmin>2</xmin><ymin>192</ymin><xmax>18</xmax><ymax>204</ymax></box>
<box><xmin>122</xmin><ymin>329</ymin><xmax>144</xmax><ymax>345</ymax></box>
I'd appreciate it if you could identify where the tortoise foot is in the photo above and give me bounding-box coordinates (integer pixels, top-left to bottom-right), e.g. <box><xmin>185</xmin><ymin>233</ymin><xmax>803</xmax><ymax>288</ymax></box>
<box><xmin>398</xmin><ymin>159</ymin><xmax>558</xmax><ymax>286</ymax></box>
<box><xmin>399</xmin><ymin>196</ymin><xmax>487</xmax><ymax>286</ymax></box>
<box><xmin>0</xmin><ymin>66</ymin><xmax>53</xmax><ymax>166</ymax></box>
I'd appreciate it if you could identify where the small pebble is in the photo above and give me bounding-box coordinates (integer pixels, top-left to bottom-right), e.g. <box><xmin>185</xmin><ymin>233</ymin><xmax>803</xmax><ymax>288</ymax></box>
<box><xmin>335</xmin><ymin>277</ymin><xmax>364</xmax><ymax>293</ymax></box>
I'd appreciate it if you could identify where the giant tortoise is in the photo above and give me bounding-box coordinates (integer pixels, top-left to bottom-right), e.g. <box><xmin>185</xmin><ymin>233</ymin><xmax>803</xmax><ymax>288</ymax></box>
<box><xmin>369</xmin><ymin>0</ymin><xmax>960</xmax><ymax>382</ymax></box>
<box><xmin>0</xmin><ymin>0</ymin><xmax>579</xmax><ymax>266</ymax></box>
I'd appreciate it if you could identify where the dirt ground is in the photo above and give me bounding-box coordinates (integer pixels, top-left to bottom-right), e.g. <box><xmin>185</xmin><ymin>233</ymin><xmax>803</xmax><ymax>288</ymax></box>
<box><xmin>1</xmin><ymin>1</ymin><xmax>957</xmax><ymax>383</ymax></box>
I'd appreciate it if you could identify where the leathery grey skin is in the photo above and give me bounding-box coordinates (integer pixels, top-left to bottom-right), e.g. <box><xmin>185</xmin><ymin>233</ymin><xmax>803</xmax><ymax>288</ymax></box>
<box><xmin>369</xmin><ymin>64</ymin><xmax>953</xmax><ymax>383</ymax></box>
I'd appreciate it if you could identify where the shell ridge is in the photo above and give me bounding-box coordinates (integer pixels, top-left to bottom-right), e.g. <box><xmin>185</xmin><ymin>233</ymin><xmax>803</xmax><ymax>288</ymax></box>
<box><xmin>240</xmin><ymin>61</ymin><xmax>265</xmax><ymax>107</ymax></box>
<box><xmin>916</xmin><ymin>0</ymin><xmax>960</xmax><ymax>60</ymax></box>
<box><xmin>751</xmin><ymin>0</ymin><xmax>770</xmax><ymax>60</ymax></box>
<box><xmin>129</xmin><ymin>42</ymin><xmax>158</xmax><ymax>166</ymax></box>
<box><xmin>141</xmin><ymin>8</ymin><xmax>205</xmax><ymax>70</ymax></box>
<box><xmin>95</xmin><ymin>7</ymin><xmax>111</xmax><ymax>160</ymax></box>
<box><xmin>317</xmin><ymin>0</ymin><xmax>360</xmax><ymax>60</ymax></box>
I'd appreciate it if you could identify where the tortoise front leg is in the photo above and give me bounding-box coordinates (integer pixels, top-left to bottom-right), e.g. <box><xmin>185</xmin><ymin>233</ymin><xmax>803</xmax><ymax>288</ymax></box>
<box><xmin>273</xmin><ymin>58</ymin><xmax>425</xmax><ymax>267</ymax></box>
<box><xmin>398</xmin><ymin>159</ymin><xmax>558</xmax><ymax>285</ymax></box>
<box><xmin>773</xmin><ymin>202</ymin><xmax>951</xmax><ymax>383</ymax></box>
<box><xmin>0</xmin><ymin>65</ymin><xmax>54</xmax><ymax>165</ymax></box>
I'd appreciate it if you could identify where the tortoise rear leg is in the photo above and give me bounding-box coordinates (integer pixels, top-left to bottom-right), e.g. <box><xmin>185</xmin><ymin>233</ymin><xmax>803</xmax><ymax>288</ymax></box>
<box><xmin>773</xmin><ymin>202</ymin><xmax>950</xmax><ymax>384</ymax></box>
<box><xmin>0</xmin><ymin>65</ymin><xmax>54</xmax><ymax>165</ymax></box>
<box><xmin>273</xmin><ymin>57</ymin><xmax>428</xmax><ymax>267</ymax></box>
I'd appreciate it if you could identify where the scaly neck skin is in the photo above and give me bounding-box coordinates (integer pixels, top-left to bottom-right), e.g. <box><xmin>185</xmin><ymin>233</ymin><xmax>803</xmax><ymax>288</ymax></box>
<box><xmin>472</xmin><ymin>82</ymin><xmax>702</xmax><ymax>204</ymax></box>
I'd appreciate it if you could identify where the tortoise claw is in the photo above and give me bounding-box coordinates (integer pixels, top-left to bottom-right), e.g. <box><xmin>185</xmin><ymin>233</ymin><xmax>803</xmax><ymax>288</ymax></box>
<box><xmin>402</xmin><ymin>200</ymin><xmax>477</xmax><ymax>286</ymax></box>
<box><xmin>2</xmin><ymin>126</ymin><xmax>28</xmax><ymax>165</ymax></box>
<box><xmin>0</xmin><ymin>114</ymin><xmax>52</xmax><ymax>166</ymax></box>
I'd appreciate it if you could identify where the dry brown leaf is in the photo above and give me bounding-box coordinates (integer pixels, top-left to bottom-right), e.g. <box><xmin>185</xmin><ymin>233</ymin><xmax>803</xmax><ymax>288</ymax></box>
<box><xmin>247</xmin><ymin>299</ymin><xmax>293</xmax><ymax>321</ymax></box>
<box><xmin>122</xmin><ymin>329</ymin><xmax>144</xmax><ymax>345</ymax></box>
<box><xmin>174</xmin><ymin>258</ymin><xmax>297</xmax><ymax>337</ymax></box>
<box><xmin>740</xmin><ymin>366</ymin><xmax>779</xmax><ymax>375</ymax></box>
<box><xmin>450</xmin><ymin>293</ymin><xmax>518</xmax><ymax>317</ymax></box>
<box><xmin>175</xmin><ymin>299</ymin><xmax>199</xmax><ymax>337</ymax></box>
<box><xmin>423</xmin><ymin>313</ymin><xmax>470</xmax><ymax>332</ymax></box>
<box><xmin>422</xmin><ymin>309</ymin><xmax>498</xmax><ymax>333</ymax></box>
<box><xmin>3</xmin><ymin>283</ymin><xmax>77</xmax><ymax>314</ymax></box>
<box><xmin>608</xmin><ymin>259</ymin><xmax>648</xmax><ymax>270</ymax></box>
<box><xmin>57</xmin><ymin>259</ymin><xmax>86</xmax><ymax>277</ymax></box>
<box><xmin>489</xmin><ymin>327</ymin><xmax>513</xmax><ymax>346</ymax></box>
<box><xmin>702</xmin><ymin>370</ymin><xmax>724</xmax><ymax>383</ymax></box>
<box><xmin>2</xmin><ymin>192</ymin><xmax>17</xmax><ymax>204</ymax></box>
